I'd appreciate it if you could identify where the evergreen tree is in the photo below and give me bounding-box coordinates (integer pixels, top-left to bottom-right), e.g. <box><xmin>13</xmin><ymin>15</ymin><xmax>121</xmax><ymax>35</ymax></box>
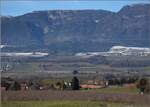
<box><xmin>71</xmin><ymin>77</ymin><xmax>80</xmax><ymax>90</ymax></box>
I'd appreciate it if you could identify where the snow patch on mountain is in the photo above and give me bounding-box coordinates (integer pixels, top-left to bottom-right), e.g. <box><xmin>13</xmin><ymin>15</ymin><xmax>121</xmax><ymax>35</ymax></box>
<box><xmin>75</xmin><ymin>46</ymin><xmax>150</xmax><ymax>57</ymax></box>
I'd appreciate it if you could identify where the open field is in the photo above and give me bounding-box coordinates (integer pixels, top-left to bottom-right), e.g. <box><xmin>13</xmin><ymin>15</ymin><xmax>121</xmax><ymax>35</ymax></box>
<box><xmin>2</xmin><ymin>55</ymin><xmax>150</xmax><ymax>75</ymax></box>
<box><xmin>81</xmin><ymin>86</ymin><xmax>139</xmax><ymax>94</ymax></box>
<box><xmin>1</xmin><ymin>91</ymin><xmax>150</xmax><ymax>106</ymax></box>
<box><xmin>11</xmin><ymin>63</ymin><xmax>40</xmax><ymax>72</ymax></box>
<box><xmin>2</xmin><ymin>101</ymin><xmax>148</xmax><ymax>107</ymax></box>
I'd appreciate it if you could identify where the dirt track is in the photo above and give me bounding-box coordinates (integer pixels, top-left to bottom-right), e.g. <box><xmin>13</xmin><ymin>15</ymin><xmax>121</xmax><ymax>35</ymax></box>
<box><xmin>1</xmin><ymin>90</ymin><xmax>150</xmax><ymax>105</ymax></box>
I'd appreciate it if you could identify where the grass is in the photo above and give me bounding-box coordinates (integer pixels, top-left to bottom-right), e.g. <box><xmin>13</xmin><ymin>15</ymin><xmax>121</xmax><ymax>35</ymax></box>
<box><xmin>81</xmin><ymin>86</ymin><xmax>139</xmax><ymax>94</ymax></box>
<box><xmin>12</xmin><ymin>63</ymin><xmax>40</xmax><ymax>72</ymax></box>
<box><xmin>1</xmin><ymin>101</ymin><xmax>141</xmax><ymax>107</ymax></box>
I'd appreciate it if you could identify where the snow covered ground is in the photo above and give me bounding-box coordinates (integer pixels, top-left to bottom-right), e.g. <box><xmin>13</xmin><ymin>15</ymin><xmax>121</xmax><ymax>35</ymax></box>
<box><xmin>0</xmin><ymin>52</ymin><xmax>48</xmax><ymax>58</ymax></box>
<box><xmin>75</xmin><ymin>46</ymin><xmax>150</xmax><ymax>58</ymax></box>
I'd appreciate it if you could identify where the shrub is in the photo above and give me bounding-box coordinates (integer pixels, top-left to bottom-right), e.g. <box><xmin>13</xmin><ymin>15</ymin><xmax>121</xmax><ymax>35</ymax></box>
<box><xmin>137</xmin><ymin>78</ymin><xmax>150</xmax><ymax>94</ymax></box>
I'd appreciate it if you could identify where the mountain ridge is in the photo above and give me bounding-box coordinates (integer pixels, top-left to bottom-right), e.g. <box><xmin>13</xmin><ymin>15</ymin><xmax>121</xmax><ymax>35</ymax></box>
<box><xmin>1</xmin><ymin>4</ymin><xmax>150</xmax><ymax>55</ymax></box>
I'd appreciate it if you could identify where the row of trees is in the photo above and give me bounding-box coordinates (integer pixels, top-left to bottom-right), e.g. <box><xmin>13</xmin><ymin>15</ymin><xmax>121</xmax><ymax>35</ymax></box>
<box><xmin>1</xmin><ymin>76</ymin><xmax>149</xmax><ymax>94</ymax></box>
<box><xmin>108</xmin><ymin>77</ymin><xmax>149</xmax><ymax>94</ymax></box>
<box><xmin>1</xmin><ymin>76</ymin><xmax>80</xmax><ymax>91</ymax></box>
<box><xmin>108</xmin><ymin>77</ymin><xmax>138</xmax><ymax>86</ymax></box>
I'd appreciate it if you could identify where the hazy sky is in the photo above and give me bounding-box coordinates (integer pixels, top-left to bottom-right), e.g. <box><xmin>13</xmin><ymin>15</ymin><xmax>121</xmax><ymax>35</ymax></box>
<box><xmin>1</xmin><ymin>0</ymin><xmax>149</xmax><ymax>16</ymax></box>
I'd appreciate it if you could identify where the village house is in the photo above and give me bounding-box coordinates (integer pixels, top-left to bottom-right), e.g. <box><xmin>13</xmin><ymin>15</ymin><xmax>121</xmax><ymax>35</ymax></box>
<box><xmin>80</xmin><ymin>79</ymin><xmax>109</xmax><ymax>89</ymax></box>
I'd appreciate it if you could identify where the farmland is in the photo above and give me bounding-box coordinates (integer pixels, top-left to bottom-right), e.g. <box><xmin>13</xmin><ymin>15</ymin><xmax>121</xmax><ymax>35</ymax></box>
<box><xmin>2</xmin><ymin>90</ymin><xmax>150</xmax><ymax>105</ymax></box>
<box><xmin>1</xmin><ymin>53</ymin><xmax>150</xmax><ymax>107</ymax></box>
<box><xmin>2</xmin><ymin>55</ymin><xmax>150</xmax><ymax>75</ymax></box>
<box><xmin>81</xmin><ymin>86</ymin><xmax>139</xmax><ymax>94</ymax></box>
<box><xmin>2</xmin><ymin>101</ymin><xmax>147</xmax><ymax>107</ymax></box>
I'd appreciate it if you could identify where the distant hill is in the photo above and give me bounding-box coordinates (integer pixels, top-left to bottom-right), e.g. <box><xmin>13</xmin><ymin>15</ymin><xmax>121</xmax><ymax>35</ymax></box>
<box><xmin>1</xmin><ymin>4</ymin><xmax>150</xmax><ymax>55</ymax></box>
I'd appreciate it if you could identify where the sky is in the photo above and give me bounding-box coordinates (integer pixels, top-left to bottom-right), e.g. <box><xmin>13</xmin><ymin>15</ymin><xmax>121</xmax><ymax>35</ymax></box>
<box><xmin>1</xmin><ymin>0</ymin><xmax>150</xmax><ymax>16</ymax></box>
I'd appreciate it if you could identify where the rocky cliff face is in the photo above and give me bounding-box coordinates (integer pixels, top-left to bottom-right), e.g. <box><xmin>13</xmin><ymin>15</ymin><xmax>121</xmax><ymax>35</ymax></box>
<box><xmin>1</xmin><ymin>4</ymin><xmax>150</xmax><ymax>54</ymax></box>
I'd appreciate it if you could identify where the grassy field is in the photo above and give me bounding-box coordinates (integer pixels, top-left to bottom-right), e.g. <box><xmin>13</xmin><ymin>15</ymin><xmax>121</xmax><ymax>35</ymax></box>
<box><xmin>11</xmin><ymin>63</ymin><xmax>40</xmax><ymax>72</ymax></box>
<box><xmin>81</xmin><ymin>86</ymin><xmax>139</xmax><ymax>94</ymax></box>
<box><xmin>1</xmin><ymin>101</ymin><xmax>144</xmax><ymax>107</ymax></box>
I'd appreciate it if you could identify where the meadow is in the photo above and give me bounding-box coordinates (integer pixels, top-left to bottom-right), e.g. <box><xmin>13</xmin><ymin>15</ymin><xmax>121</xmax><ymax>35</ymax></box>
<box><xmin>81</xmin><ymin>85</ymin><xmax>139</xmax><ymax>94</ymax></box>
<box><xmin>1</xmin><ymin>101</ymin><xmax>147</xmax><ymax>107</ymax></box>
